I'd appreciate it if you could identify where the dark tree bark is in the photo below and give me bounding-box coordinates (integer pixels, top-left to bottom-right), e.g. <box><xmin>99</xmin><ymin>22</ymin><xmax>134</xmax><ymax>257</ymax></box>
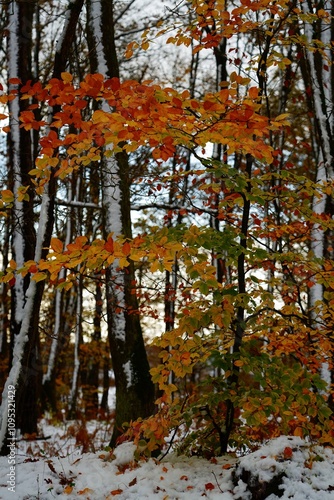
<box><xmin>0</xmin><ymin>0</ymin><xmax>84</xmax><ymax>453</ymax></box>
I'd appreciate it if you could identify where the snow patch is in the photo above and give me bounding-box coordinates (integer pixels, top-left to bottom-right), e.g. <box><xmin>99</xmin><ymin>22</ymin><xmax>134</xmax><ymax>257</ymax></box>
<box><xmin>123</xmin><ymin>360</ymin><xmax>134</xmax><ymax>389</ymax></box>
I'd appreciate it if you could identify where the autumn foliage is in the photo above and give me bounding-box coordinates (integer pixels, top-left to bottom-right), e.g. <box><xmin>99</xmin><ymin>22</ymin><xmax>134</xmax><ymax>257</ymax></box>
<box><xmin>0</xmin><ymin>0</ymin><xmax>333</xmax><ymax>456</ymax></box>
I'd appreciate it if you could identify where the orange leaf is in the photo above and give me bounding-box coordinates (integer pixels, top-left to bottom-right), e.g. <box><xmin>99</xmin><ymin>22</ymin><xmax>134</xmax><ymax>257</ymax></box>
<box><xmin>249</xmin><ymin>86</ymin><xmax>259</xmax><ymax>99</ymax></box>
<box><xmin>78</xmin><ymin>488</ymin><xmax>94</xmax><ymax>495</ymax></box>
<box><xmin>222</xmin><ymin>463</ymin><xmax>233</xmax><ymax>469</ymax></box>
<box><xmin>122</xmin><ymin>241</ymin><xmax>131</xmax><ymax>256</ymax></box>
<box><xmin>63</xmin><ymin>485</ymin><xmax>73</xmax><ymax>494</ymax></box>
<box><xmin>110</xmin><ymin>489</ymin><xmax>123</xmax><ymax>496</ymax></box>
<box><xmin>51</xmin><ymin>237</ymin><xmax>63</xmax><ymax>253</ymax></box>
<box><xmin>283</xmin><ymin>446</ymin><xmax>293</xmax><ymax>459</ymax></box>
<box><xmin>8</xmin><ymin>259</ymin><xmax>17</xmax><ymax>270</ymax></box>
<box><xmin>1</xmin><ymin>189</ymin><xmax>14</xmax><ymax>203</ymax></box>
<box><xmin>61</xmin><ymin>72</ymin><xmax>73</xmax><ymax>83</ymax></box>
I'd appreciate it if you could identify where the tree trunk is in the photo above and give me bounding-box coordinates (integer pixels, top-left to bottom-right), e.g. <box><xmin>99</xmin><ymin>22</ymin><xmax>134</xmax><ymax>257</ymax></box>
<box><xmin>87</xmin><ymin>0</ymin><xmax>155</xmax><ymax>446</ymax></box>
<box><xmin>300</xmin><ymin>0</ymin><xmax>334</xmax><ymax>399</ymax></box>
<box><xmin>0</xmin><ymin>0</ymin><xmax>84</xmax><ymax>452</ymax></box>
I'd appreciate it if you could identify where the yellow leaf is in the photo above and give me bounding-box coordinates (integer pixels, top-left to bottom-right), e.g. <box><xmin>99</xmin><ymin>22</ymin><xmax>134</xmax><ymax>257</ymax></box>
<box><xmin>234</xmin><ymin>360</ymin><xmax>244</xmax><ymax>367</ymax></box>
<box><xmin>293</xmin><ymin>427</ymin><xmax>304</xmax><ymax>437</ymax></box>
<box><xmin>63</xmin><ymin>485</ymin><xmax>73</xmax><ymax>494</ymax></box>
<box><xmin>9</xmin><ymin>259</ymin><xmax>17</xmax><ymax>270</ymax></box>
<box><xmin>119</xmin><ymin>257</ymin><xmax>130</xmax><ymax>268</ymax></box>
<box><xmin>61</xmin><ymin>72</ymin><xmax>73</xmax><ymax>84</ymax></box>
<box><xmin>3</xmin><ymin>272</ymin><xmax>14</xmax><ymax>283</ymax></box>
<box><xmin>150</xmin><ymin>260</ymin><xmax>161</xmax><ymax>273</ymax></box>
<box><xmin>1</xmin><ymin>189</ymin><xmax>14</xmax><ymax>203</ymax></box>
<box><xmin>92</xmin><ymin>110</ymin><xmax>110</xmax><ymax>124</ymax></box>
<box><xmin>275</xmin><ymin>113</ymin><xmax>290</xmax><ymax>122</ymax></box>
<box><xmin>32</xmin><ymin>272</ymin><xmax>47</xmax><ymax>283</ymax></box>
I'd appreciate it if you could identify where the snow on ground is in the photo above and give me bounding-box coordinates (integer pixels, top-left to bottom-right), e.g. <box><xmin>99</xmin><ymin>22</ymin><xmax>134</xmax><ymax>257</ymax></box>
<box><xmin>0</xmin><ymin>421</ymin><xmax>334</xmax><ymax>499</ymax></box>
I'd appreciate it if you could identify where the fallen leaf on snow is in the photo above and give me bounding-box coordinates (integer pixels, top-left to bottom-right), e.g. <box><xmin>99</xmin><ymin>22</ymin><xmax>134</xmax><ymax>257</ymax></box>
<box><xmin>110</xmin><ymin>488</ymin><xmax>123</xmax><ymax>496</ymax></box>
<box><xmin>78</xmin><ymin>487</ymin><xmax>94</xmax><ymax>495</ymax></box>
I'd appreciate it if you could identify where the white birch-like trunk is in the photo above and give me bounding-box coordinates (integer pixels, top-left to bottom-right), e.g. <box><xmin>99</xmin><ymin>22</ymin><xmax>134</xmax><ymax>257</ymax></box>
<box><xmin>89</xmin><ymin>0</ymin><xmax>128</xmax><ymax>346</ymax></box>
<box><xmin>302</xmin><ymin>0</ymin><xmax>333</xmax><ymax>388</ymax></box>
<box><xmin>8</xmin><ymin>2</ymin><xmax>25</xmax><ymax>328</ymax></box>
<box><xmin>87</xmin><ymin>0</ymin><xmax>155</xmax><ymax>445</ymax></box>
<box><xmin>0</xmin><ymin>187</ymin><xmax>50</xmax><ymax>447</ymax></box>
<box><xmin>302</xmin><ymin>1</ymin><xmax>334</xmax><ymax>299</ymax></box>
<box><xmin>69</xmin><ymin>276</ymin><xmax>82</xmax><ymax>412</ymax></box>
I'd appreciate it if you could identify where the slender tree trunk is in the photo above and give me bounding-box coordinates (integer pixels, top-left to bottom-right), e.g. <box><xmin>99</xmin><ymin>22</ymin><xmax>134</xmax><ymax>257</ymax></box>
<box><xmin>82</xmin><ymin>278</ymin><xmax>103</xmax><ymax>418</ymax></box>
<box><xmin>42</xmin><ymin>234</ymin><xmax>72</xmax><ymax>412</ymax></box>
<box><xmin>100</xmin><ymin>353</ymin><xmax>110</xmax><ymax>414</ymax></box>
<box><xmin>0</xmin><ymin>217</ymin><xmax>10</xmax><ymax>388</ymax></box>
<box><xmin>68</xmin><ymin>276</ymin><xmax>83</xmax><ymax>419</ymax></box>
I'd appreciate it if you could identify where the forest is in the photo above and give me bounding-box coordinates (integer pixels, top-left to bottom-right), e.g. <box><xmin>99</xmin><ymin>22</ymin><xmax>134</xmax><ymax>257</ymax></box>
<box><xmin>0</xmin><ymin>0</ymin><xmax>333</xmax><ymax>462</ymax></box>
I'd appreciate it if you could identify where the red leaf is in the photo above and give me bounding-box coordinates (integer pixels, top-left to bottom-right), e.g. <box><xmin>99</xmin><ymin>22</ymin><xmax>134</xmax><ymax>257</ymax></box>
<box><xmin>104</xmin><ymin>237</ymin><xmax>114</xmax><ymax>253</ymax></box>
<box><xmin>8</xmin><ymin>277</ymin><xmax>16</xmax><ymax>287</ymax></box>
<box><xmin>105</xmin><ymin>77</ymin><xmax>121</xmax><ymax>92</ymax></box>
<box><xmin>283</xmin><ymin>446</ymin><xmax>293</xmax><ymax>459</ymax></box>
<box><xmin>122</xmin><ymin>241</ymin><xmax>131</xmax><ymax>256</ymax></box>
<box><xmin>205</xmin><ymin>482</ymin><xmax>215</xmax><ymax>490</ymax></box>
<box><xmin>9</xmin><ymin>77</ymin><xmax>21</xmax><ymax>85</ymax></box>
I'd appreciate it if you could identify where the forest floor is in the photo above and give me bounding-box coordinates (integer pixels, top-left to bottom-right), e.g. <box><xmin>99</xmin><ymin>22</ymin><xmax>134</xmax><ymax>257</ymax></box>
<box><xmin>0</xmin><ymin>417</ymin><xmax>334</xmax><ymax>499</ymax></box>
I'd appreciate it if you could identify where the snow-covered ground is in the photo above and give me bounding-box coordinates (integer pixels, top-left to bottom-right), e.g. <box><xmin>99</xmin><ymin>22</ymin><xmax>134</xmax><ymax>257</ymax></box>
<box><xmin>0</xmin><ymin>420</ymin><xmax>334</xmax><ymax>499</ymax></box>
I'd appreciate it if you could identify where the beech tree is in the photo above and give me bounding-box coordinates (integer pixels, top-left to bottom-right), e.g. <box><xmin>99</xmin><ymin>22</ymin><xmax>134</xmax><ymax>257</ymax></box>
<box><xmin>0</xmin><ymin>0</ymin><xmax>333</xmax><ymax>457</ymax></box>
